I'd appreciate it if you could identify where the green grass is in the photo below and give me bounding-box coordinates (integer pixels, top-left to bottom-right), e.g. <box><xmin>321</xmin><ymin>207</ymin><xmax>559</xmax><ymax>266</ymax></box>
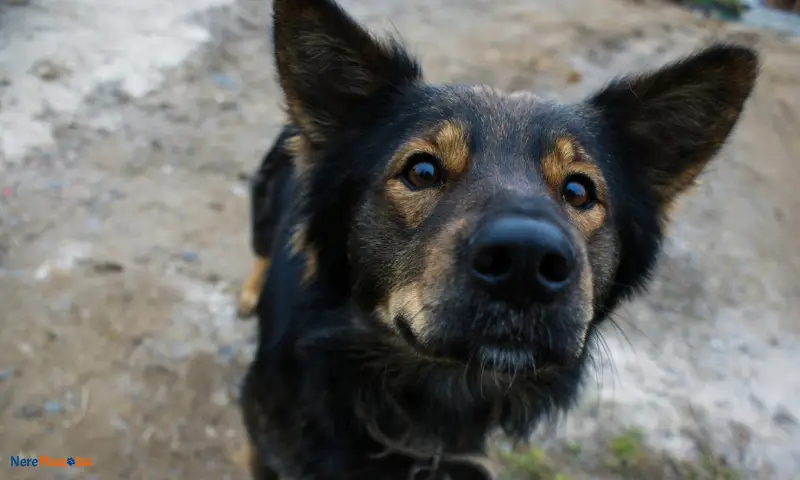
<box><xmin>492</xmin><ymin>427</ymin><xmax>744</xmax><ymax>480</ymax></box>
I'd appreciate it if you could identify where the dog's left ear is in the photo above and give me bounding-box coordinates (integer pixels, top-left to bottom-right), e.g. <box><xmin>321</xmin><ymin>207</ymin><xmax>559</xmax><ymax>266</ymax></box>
<box><xmin>588</xmin><ymin>43</ymin><xmax>759</xmax><ymax>206</ymax></box>
<box><xmin>272</xmin><ymin>0</ymin><xmax>423</xmax><ymax>147</ymax></box>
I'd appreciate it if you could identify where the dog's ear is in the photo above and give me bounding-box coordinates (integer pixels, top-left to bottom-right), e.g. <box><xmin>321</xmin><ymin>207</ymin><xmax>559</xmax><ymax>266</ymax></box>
<box><xmin>272</xmin><ymin>0</ymin><xmax>422</xmax><ymax>146</ymax></box>
<box><xmin>588</xmin><ymin>43</ymin><xmax>758</xmax><ymax>206</ymax></box>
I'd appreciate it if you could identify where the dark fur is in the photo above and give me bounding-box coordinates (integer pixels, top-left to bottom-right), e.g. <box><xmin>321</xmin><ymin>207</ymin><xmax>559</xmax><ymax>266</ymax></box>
<box><xmin>238</xmin><ymin>0</ymin><xmax>759</xmax><ymax>478</ymax></box>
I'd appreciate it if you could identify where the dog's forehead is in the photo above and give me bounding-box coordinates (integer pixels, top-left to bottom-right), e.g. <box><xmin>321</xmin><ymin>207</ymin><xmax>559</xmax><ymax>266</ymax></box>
<box><xmin>416</xmin><ymin>84</ymin><xmax>580</xmax><ymax>155</ymax></box>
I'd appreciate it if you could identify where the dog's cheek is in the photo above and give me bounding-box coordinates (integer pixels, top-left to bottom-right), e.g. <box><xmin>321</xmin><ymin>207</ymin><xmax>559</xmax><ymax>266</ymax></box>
<box><xmin>416</xmin><ymin>217</ymin><xmax>472</xmax><ymax>337</ymax></box>
<box><xmin>586</xmin><ymin>226</ymin><xmax>620</xmax><ymax>303</ymax></box>
<box><xmin>351</xmin><ymin>199</ymin><xmax>426</xmax><ymax>330</ymax></box>
<box><xmin>385</xmin><ymin>179</ymin><xmax>441</xmax><ymax>229</ymax></box>
<box><xmin>381</xmin><ymin>284</ymin><xmax>426</xmax><ymax>333</ymax></box>
<box><xmin>375</xmin><ymin>216</ymin><xmax>470</xmax><ymax>340</ymax></box>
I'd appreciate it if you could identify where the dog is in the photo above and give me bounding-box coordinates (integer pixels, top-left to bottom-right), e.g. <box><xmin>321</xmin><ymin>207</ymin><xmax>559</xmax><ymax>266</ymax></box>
<box><xmin>236</xmin><ymin>0</ymin><xmax>758</xmax><ymax>477</ymax></box>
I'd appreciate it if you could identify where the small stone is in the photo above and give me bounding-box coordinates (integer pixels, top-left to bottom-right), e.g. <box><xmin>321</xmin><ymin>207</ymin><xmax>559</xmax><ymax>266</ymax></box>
<box><xmin>44</xmin><ymin>400</ymin><xmax>63</xmax><ymax>415</ymax></box>
<box><xmin>773</xmin><ymin>406</ymin><xmax>798</xmax><ymax>428</ymax></box>
<box><xmin>205</xmin><ymin>272</ymin><xmax>222</xmax><ymax>284</ymax></box>
<box><xmin>211</xmin><ymin>389</ymin><xmax>230</xmax><ymax>407</ymax></box>
<box><xmin>29</xmin><ymin>59</ymin><xmax>70</xmax><ymax>82</ymax></box>
<box><xmin>210</xmin><ymin>72</ymin><xmax>237</xmax><ymax>90</ymax></box>
<box><xmin>220</xmin><ymin>99</ymin><xmax>239</xmax><ymax>111</ymax></box>
<box><xmin>774</xmin><ymin>207</ymin><xmax>785</xmax><ymax>224</ymax></box>
<box><xmin>17</xmin><ymin>404</ymin><xmax>43</xmax><ymax>419</ymax></box>
<box><xmin>47</xmin><ymin>181</ymin><xmax>63</xmax><ymax>190</ymax></box>
<box><xmin>565</xmin><ymin>70</ymin><xmax>582</xmax><ymax>84</ymax></box>
<box><xmin>91</xmin><ymin>260</ymin><xmax>124</xmax><ymax>274</ymax></box>
<box><xmin>217</xmin><ymin>345</ymin><xmax>235</xmax><ymax>365</ymax></box>
<box><xmin>230</xmin><ymin>184</ymin><xmax>247</xmax><ymax>198</ymax></box>
<box><xmin>180</xmin><ymin>251</ymin><xmax>199</xmax><ymax>263</ymax></box>
<box><xmin>0</xmin><ymin>368</ymin><xmax>13</xmax><ymax>382</ymax></box>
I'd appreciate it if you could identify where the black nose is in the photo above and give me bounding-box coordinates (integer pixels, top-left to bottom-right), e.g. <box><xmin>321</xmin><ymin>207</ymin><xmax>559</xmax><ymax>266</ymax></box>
<box><xmin>469</xmin><ymin>216</ymin><xmax>576</xmax><ymax>304</ymax></box>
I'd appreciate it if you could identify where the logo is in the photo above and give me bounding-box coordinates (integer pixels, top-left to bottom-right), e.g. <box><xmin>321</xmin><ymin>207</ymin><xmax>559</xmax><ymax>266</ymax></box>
<box><xmin>9</xmin><ymin>455</ymin><xmax>93</xmax><ymax>468</ymax></box>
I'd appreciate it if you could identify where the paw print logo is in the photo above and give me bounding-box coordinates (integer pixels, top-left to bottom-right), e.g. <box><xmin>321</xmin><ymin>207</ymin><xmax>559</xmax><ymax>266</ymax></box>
<box><xmin>66</xmin><ymin>457</ymin><xmax>75</xmax><ymax>467</ymax></box>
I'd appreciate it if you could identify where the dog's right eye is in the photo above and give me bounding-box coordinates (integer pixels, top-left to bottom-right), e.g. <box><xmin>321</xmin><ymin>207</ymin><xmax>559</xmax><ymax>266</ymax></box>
<box><xmin>401</xmin><ymin>153</ymin><xmax>445</xmax><ymax>190</ymax></box>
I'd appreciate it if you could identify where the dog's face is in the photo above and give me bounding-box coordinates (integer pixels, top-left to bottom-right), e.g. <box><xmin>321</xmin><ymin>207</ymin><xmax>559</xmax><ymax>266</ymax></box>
<box><xmin>273</xmin><ymin>0</ymin><xmax>757</xmax><ymax>376</ymax></box>
<box><xmin>350</xmin><ymin>93</ymin><xmax>614</xmax><ymax>373</ymax></box>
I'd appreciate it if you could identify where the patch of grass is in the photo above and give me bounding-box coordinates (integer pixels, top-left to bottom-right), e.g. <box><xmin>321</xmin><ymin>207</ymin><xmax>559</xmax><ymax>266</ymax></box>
<box><xmin>606</xmin><ymin>427</ymin><xmax>646</xmax><ymax>472</ymax></box>
<box><xmin>495</xmin><ymin>445</ymin><xmax>569</xmax><ymax>480</ymax></box>
<box><xmin>491</xmin><ymin>426</ymin><xmax>746</xmax><ymax>480</ymax></box>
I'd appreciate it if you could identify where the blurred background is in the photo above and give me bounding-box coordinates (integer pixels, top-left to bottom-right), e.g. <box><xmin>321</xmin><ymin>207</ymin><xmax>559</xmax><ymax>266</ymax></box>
<box><xmin>0</xmin><ymin>0</ymin><xmax>798</xmax><ymax>478</ymax></box>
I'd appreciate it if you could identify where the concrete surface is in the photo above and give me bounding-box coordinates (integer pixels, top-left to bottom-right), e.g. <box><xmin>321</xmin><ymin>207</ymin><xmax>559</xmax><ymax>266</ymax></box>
<box><xmin>0</xmin><ymin>0</ymin><xmax>799</xmax><ymax>478</ymax></box>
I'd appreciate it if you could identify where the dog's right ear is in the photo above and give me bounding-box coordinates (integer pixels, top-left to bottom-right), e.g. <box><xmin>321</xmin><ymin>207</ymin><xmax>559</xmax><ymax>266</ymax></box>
<box><xmin>272</xmin><ymin>0</ymin><xmax>422</xmax><ymax>147</ymax></box>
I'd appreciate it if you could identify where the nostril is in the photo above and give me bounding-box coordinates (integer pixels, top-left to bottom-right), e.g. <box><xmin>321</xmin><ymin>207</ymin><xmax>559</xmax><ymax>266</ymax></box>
<box><xmin>538</xmin><ymin>251</ymin><xmax>571</xmax><ymax>285</ymax></box>
<box><xmin>472</xmin><ymin>246</ymin><xmax>513</xmax><ymax>280</ymax></box>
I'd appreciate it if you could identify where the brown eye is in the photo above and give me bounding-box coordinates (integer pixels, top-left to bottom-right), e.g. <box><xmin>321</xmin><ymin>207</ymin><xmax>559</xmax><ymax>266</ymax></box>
<box><xmin>561</xmin><ymin>174</ymin><xmax>596</xmax><ymax>209</ymax></box>
<box><xmin>401</xmin><ymin>153</ymin><xmax>445</xmax><ymax>190</ymax></box>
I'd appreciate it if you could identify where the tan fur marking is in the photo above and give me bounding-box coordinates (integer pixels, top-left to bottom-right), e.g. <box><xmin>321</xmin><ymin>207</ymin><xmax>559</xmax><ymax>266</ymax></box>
<box><xmin>385</xmin><ymin>180</ymin><xmax>441</xmax><ymax>228</ymax></box>
<box><xmin>381</xmin><ymin>284</ymin><xmax>426</xmax><ymax>334</ymax></box>
<box><xmin>541</xmin><ymin>137</ymin><xmax>609</xmax><ymax>238</ymax></box>
<box><xmin>384</xmin><ymin>122</ymin><xmax>471</xmax><ymax>228</ymax></box>
<box><xmin>382</xmin><ymin>217</ymin><xmax>470</xmax><ymax>338</ymax></box>
<box><xmin>237</xmin><ymin>256</ymin><xmax>271</xmax><ymax>319</ymax></box>
<box><xmin>301</xmin><ymin>246</ymin><xmax>318</xmax><ymax>285</ymax></box>
<box><xmin>284</xmin><ymin>131</ymin><xmax>314</xmax><ymax>179</ymax></box>
<box><xmin>540</xmin><ymin>137</ymin><xmax>576</xmax><ymax>187</ymax></box>
<box><xmin>289</xmin><ymin>223</ymin><xmax>318</xmax><ymax>285</ymax></box>
<box><xmin>423</xmin><ymin>217</ymin><xmax>468</xmax><ymax>285</ymax></box>
<box><xmin>431</xmin><ymin>121</ymin><xmax>470</xmax><ymax>175</ymax></box>
<box><xmin>289</xmin><ymin>224</ymin><xmax>307</xmax><ymax>257</ymax></box>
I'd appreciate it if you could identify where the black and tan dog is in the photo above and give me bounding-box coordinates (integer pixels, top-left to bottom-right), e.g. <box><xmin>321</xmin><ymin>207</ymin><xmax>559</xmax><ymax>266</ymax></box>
<box><xmin>235</xmin><ymin>0</ymin><xmax>758</xmax><ymax>477</ymax></box>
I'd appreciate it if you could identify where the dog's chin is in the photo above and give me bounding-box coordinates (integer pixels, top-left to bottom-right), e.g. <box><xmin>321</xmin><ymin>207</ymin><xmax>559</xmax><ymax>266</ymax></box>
<box><xmin>476</xmin><ymin>345</ymin><xmax>537</xmax><ymax>373</ymax></box>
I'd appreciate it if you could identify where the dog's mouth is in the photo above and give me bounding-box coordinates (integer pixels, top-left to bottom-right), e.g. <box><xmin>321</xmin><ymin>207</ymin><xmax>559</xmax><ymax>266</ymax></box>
<box><xmin>394</xmin><ymin>315</ymin><xmax>579</xmax><ymax>374</ymax></box>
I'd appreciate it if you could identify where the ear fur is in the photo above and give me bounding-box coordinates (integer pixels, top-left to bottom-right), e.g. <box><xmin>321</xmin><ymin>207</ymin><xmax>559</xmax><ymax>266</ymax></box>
<box><xmin>272</xmin><ymin>0</ymin><xmax>423</xmax><ymax>147</ymax></box>
<box><xmin>589</xmin><ymin>43</ymin><xmax>759</xmax><ymax>205</ymax></box>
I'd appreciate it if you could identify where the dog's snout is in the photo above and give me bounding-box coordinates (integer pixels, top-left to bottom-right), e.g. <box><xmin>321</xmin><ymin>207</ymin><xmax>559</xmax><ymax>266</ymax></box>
<box><xmin>469</xmin><ymin>216</ymin><xmax>576</xmax><ymax>304</ymax></box>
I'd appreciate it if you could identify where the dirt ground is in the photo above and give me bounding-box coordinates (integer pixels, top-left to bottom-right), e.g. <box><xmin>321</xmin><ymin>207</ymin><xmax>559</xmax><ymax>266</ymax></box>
<box><xmin>1</xmin><ymin>0</ymin><xmax>799</xmax><ymax>478</ymax></box>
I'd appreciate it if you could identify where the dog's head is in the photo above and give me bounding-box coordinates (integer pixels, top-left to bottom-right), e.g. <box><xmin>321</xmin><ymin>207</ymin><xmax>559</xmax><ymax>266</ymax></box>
<box><xmin>273</xmin><ymin>0</ymin><xmax>757</xmax><ymax>378</ymax></box>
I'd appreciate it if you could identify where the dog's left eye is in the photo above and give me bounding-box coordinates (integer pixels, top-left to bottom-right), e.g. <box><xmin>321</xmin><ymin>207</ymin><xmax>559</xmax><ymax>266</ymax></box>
<box><xmin>401</xmin><ymin>153</ymin><xmax>445</xmax><ymax>190</ymax></box>
<box><xmin>561</xmin><ymin>174</ymin><xmax>596</xmax><ymax>209</ymax></box>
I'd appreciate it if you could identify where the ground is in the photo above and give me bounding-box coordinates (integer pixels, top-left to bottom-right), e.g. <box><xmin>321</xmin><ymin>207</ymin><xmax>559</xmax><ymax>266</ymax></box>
<box><xmin>0</xmin><ymin>0</ymin><xmax>799</xmax><ymax>478</ymax></box>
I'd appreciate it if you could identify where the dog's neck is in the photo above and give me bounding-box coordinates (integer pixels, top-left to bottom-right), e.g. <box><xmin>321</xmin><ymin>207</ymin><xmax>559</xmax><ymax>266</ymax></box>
<box><xmin>297</xmin><ymin>315</ymin><xmax>583</xmax><ymax>458</ymax></box>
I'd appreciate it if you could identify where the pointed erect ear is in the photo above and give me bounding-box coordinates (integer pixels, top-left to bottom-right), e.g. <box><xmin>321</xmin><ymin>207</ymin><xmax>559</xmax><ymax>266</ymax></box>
<box><xmin>588</xmin><ymin>43</ymin><xmax>759</xmax><ymax>206</ymax></box>
<box><xmin>272</xmin><ymin>0</ymin><xmax>423</xmax><ymax>147</ymax></box>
